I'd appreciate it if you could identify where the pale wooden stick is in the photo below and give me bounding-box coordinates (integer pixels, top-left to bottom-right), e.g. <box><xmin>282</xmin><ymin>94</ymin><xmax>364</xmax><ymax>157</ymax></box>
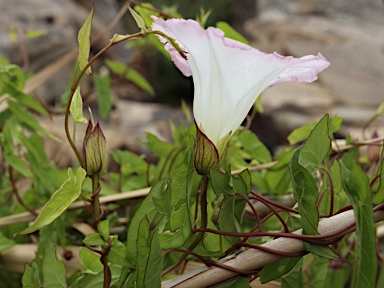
<box><xmin>1</xmin><ymin>244</ymin><xmax>82</xmax><ymax>274</ymax></box>
<box><xmin>0</xmin><ymin>187</ymin><xmax>151</xmax><ymax>227</ymax></box>
<box><xmin>0</xmin><ymin>162</ymin><xmax>276</xmax><ymax>227</ymax></box>
<box><xmin>162</xmin><ymin>209</ymin><xmax>384</xmax><ymax>288</ymax></box>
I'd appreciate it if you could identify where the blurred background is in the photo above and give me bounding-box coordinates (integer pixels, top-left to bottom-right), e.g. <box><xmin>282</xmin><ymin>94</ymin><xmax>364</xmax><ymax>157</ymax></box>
<box><xmin>0</xmin><ymin>0</ymin><xmax>383</xmax><ymax>163</ymax></box>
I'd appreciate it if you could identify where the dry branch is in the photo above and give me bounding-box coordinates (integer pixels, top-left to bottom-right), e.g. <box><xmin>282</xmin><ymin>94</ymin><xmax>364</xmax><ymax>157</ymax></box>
<box><xmin>162</xmin><ymin>209</ymin><xmax>384</xmax><ymax>288</ymax></box>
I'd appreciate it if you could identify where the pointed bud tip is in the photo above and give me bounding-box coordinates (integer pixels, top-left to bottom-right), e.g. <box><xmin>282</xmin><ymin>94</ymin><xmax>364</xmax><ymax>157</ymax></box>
<box><xmin>83</xmin><ymin>121</ymin><xmax>108</xmax><ymax>176</ymax></box>
<box><xmin>194</xmin><ymin>127</ymin><xmax>219</xmax><ymax>175</ymax></box>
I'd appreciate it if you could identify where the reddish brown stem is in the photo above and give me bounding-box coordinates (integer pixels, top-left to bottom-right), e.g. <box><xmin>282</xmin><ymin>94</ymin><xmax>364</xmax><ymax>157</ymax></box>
<box><xmin>250</xmin><ymin>191</ymin><xmax>299</xmax><ymax>214</ymax></box>
<box><xmin>9</xmin><ymin>168</ymin><xmax>38</xmax><ymax>216</ymax></box>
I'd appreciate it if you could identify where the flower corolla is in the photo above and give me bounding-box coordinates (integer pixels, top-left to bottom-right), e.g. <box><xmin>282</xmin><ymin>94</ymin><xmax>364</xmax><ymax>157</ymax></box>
<box><xmin>152</xmin><ymin>17</ymin><xmax>330</xmax><ymax>170</ymax></box>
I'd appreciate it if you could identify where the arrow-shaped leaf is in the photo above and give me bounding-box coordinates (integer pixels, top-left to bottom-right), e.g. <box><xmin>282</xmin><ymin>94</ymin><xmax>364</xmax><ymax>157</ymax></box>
<box><xmin>19</xmin><ymin>167</ymin><xmax>86</xmax><ymax>234</ymax></box>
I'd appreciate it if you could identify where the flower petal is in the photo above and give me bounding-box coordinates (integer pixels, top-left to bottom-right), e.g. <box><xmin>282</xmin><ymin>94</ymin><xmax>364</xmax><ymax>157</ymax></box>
<box><xmin>152</xmin><ymin>17</ymin><xmax>330</xmax><ymax>155</ymax></box>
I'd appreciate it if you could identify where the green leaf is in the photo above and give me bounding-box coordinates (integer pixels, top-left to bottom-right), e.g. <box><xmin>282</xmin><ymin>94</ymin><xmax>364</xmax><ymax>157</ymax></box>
<box><xmin>3</xmin><ymin>81</ymin><xmax>47</xmax><ymax>115</ymax></box>
<box><xmin>210</xmin><ymin>167</ymin><xmax>233</xmax><ymax>196</ymax></box>
<box><xmin>290</xmin><ymin>148</ymin><xmax>319</xmax><ymax>235</ymax></box>
<box><xmin>136</xmin><ymin>217</ymin><xmax>163</xmax><ymax>288</ymax></box>
<box><xmin>125</xmin><ymin>67</ymin><xmax>155</xmax><ymax>96</ymax></box>
<box><xmin>142</xmin><ymin>132</ymin><xmax>174</xmax><ymax>158</ymax></box>
<box><xmin>126</xmin><ymin>179</ymin><xmax>166</xmax><ymax>267</ymax></box>
<box><xmin>329</xmin><ymin>116</ymin><xmax>343</xmax><ymax>134</ymax></box>
<box><xmin>288</xmin><ymin>116</ymin><xmax>342</xmax><ymax>145</ymax></box>
<box><xmin>0</xmin><ymin>121</ymin><xmax>31</xmax><ymax>177</ymax></box>
<box><xmin>19</xmin><ymin>167</ymin><xmax>86</xmax><ymax>234</ymax></box>
<box><xmin>79</xmin><ymin>247</ymin><xmax>103</xmax><ymax>274</ymax></box>
<box><xmin>308</xmin><ymin>256</ymin><xmax>330</xmax><ymax>288</ymax></box>
<box><xmin>219</xmin><ymin>277</ymin><xmax>250</xmax><ymax>288</ymax></box>
<box><xmin>25</xmin><ymin>30</ymin><xmax>47</xmax><ymax>39</ymax></box>
<box><xmin>373</xmin><ymin>144</ymin><xmax>384</xmax><ymax>204</ymax></box>
<box><xmin>128</xmin><ymin>5</ymin><xmax>147</xmax><ymax>32</ymax></box>
<box><xmin>8</xmin><ymin>100</ymin><xmax>60</xmax><ymax>141</ymax></box>
<box><xmin>0</xmin><ymin>232</ymin><xmax>15</xmax><ymax>252</ymax></box>
<box><xmin>218</xmin><ymin>194</ymin><xmax>241</xmax><ymax>246</ymax></box>
<box><xmin>260</xmin><ymin>257</ymin><xmax>301</xmax><ymax>283</ymax></box>
<box><xmin>70</xmin><ymin>86</ymin><xmax>88</xmax><ymax>124</ymax></box>
<box><xmin>216</xmin><ymin>21</ymin><xmax>249</xmax><ymax>44</ymax></box>
<box><xmin>93</xmin><ymin>73</ymin><xmax>112</xmax><ymax>119</ymax></box>
<box><xmin>289</xmin><ymin>115</ymin><xmax>333</xmax><ymax>234</ymax></box>
<box><xmin>42</xmin><ymin>239</ymin><xmax>67</xmax><ymax>287</ymax></box>
<box><xmin>0</xmin><ymin>62</ymin><xmax>25</xmax><ymax>91</ymax></box>
<box><xmin>77</xmin><ymin>8</ymin><xmax>93</xmax><ymax>74</ymax></box>
<box><xmin>298</xmin><ymin>114</ymin><xmax>330</xmax><ymax>172</ymax></box>
<box><xmin>239</xmin><ymin>130</ymin><xmax>272</xmax><ymax>164</ymax></box>
<box><xmin>232</xmin><ymin>169</ymin><xmax>251</xmax><ymax>220</ymax></box>
<box><xmin>159</xmin><ymin>150</ymin><xmax>195</xmax><ymax>249</ymax></box>
<box><xmin>83</xmin><ymin>232</ymin><xmax>105</xmax><ymax>246</ymax></box>
<box><xmin>282</xmin><ymin>258</ymin><xmax>303</xmax><ymax>288</ymax></box>
<box><xmin>105</xmin><ymin>59</ymin><xmax>155</xmax><ymax>96</ymax></box>
<box><xmin>304</xmin><ymin>242</ymin><xmax>341</xmax><ymax>261</ymax></box>
<box><xmin>376</xmin><ymin>259</ymin><xmax>384</xmax><ymax>288</ymax></box>
<box><xmin>341</xmin><ymin>161</ymin><xmax>377</xmax><ymax>288</ymax></box>
<box><xmin>22</xmin><ymin>261</ymin><xmax>42</xmax><ymax>288</ymax></box>
<box><xmin>8</xmin><ymin>26</ymin><xmax>17</xmax><ymax>43</ymax></box>
<box><xmin>134</xmin><ymin>3</ymin><xmax>159</xmax><ymax>28</ymax></box>
<box><xmin>159</xmin><ymin>202</ymin><xmax>191</xmax><ymax>249</ymax></box>
<box><xmin>112</xmin><ymin>150</ymin><xmax>148</xmax><ymax>191</ymax></box>
<box><xmin>211</xmin><ymin>169</ymin><xmax>250</xmax><ymax>246</ymax></box>
<box><xmin>319</xmin><ymin>160</ymin><xmax>343</xmax><ymax>214</ymax></box>
<box><xmin>108</xmin><ymin>236</ymin><xmax>130</xmax><ymax>267</ymax></box>
<box><xmin>97</xmin><ymin>219</ymin><xmax>110</xmax><ymax>241</ymax></box>
<box><xmin>196</xmin><ymin>8</ymin><xmax>211</xmax><ymax>27</ymax></box>
<box><xmin>71</xmin><ymin>265</ymin><xmax>122</xmax><ymax>288</ymax></box>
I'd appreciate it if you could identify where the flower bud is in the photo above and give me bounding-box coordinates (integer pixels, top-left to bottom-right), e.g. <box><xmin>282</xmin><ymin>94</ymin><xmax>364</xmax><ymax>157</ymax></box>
<box><xmin>83</xmin><ymin>120</ymin><xmax>108</xmax><ymax>176</ymax></box>
<box><xmin>194</xmin><ymin>126</ymin><xmax>219</xmax><ymax>175</ymax></box>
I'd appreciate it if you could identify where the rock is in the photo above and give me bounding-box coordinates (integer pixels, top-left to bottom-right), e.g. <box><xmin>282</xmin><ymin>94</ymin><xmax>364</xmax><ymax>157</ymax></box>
<box><xmin>0</xmin><ymin>0</ymin><xmax>127</xmax><ymax>102</ymax></box>
<box><xmin>0</xmin><ymin>0</ymin><xmax>77</xmax><ymax>70</ymax></box>
<box><xmin>261</xmin><ymin>82</ymin><xmax>334</xmax><ymax>113</ymax></box>
<box><xmin>244</xmin><ymin>0</ymin><xmax>384</xmax><ymax>144</ymax></box>
<box><xmin>258</xmin><ymin>82</ymin><xmax>335</xmax><ymax>141</ymax></box>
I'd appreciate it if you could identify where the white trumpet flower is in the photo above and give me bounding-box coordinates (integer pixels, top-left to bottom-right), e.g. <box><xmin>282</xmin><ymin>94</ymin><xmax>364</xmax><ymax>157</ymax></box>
<box><xmin>152</xmin><ymin>17</ymin><xmax>330</xmax><ymax>173</ymax></box>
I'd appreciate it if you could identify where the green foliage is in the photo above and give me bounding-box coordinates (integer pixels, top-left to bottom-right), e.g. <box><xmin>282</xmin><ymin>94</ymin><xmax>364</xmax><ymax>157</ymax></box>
<box><xmin>216</xmin><ymin>21</ymin><xmax>249</xmax><ymax>44</ymax></box>
<box><xmin>128</xmin><ymin>5</ymin><xmax>147</xmax><ymax>33</ymax></box>
<box><xmin>42</xmin><ymin>239</ymin><xmax>67</xmax><ymax>287</ymax></box>
<box><xmin>210</xmin><ymin>168</ymin><xmax>250</xmax><ymax>247</ymax></box>
<box><xmin>282</xmin><ymin>258</ymin><xmax>303</xmax><ymax>288</ymax></box>
<box><xmin>260</xmin><ymin>257</ymin><xmax>301</xmax><ymax>283</ymax></box>
<box><xmin>288</xmin><ymin>116</ymin><xmax>343</xmax><ymax>145</ymax></box>
<box><xmin>0</xmin><ymin>232</ymin><xmax>15</xmax><ymax>252</ymax></box>
<box><xmin>341</xmin><ymin>160</ymin><xmax>377</xmax><ymax>288</ymax></box>
<box><xmin>77</xmin><ymin>8</ymin><xmax>93</xmax><ymax>74</ymax></box>
<box><xmin>125</xmin><ymin>179</ymin><xmax>166</xmax><ymax>267</ymax></box>
<box><xmin>136</xmin><ymin>217</ymin><xmax>163</xmax><ymax>288</ymax></box>
<box><xmin>70</xmin><ymin>86</ymin><xmax>88</xmax><ymax>124</ymax></box>
<box><xmin>373</xmin><ymin>144</ymin><xmax>384</xmax><ymax>204</ymax></box>
<box><xmin>290</xmin><ymin>115</ymin><xmax>331</xmax><ymax>235</ymax></box>
<box><xmin>106</xmin><ymin>59</ymin><xmax>155</xmax><ymax>96</ymax></box>
<box><xmin>22</xmin><ymin>239</ymin><xmax>67</xmax><ymax>287</ymax></box>
<box><xmin>19</xmin><ymin>168</ymin><xmax>86</xmax><ymax>235</ymax></box>
<box><xmin>93</xmin><ymin>72</ymin><xmax>112</xmax><ymax>119</ymax></box>
<box><xmin>1</xmin><ymin>3</ymin><xmax>383</xmax><ymax>288</ymax></box>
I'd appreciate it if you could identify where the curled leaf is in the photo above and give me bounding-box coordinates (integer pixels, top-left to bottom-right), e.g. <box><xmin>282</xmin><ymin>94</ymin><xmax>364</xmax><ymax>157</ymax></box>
<box><xmin>18</xmin><ymin>167</ymin><xmax>86</xmax><ymax>235</ymax></box>
<box><xmin>77</xmin><ymin>8</ymin><xmax>94</xmax><ymax>74</ymax></box>
<box><xmin>70</xmin><ymin>86</ymin><xmax>87</xmax><ymax>124</ymax></box>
